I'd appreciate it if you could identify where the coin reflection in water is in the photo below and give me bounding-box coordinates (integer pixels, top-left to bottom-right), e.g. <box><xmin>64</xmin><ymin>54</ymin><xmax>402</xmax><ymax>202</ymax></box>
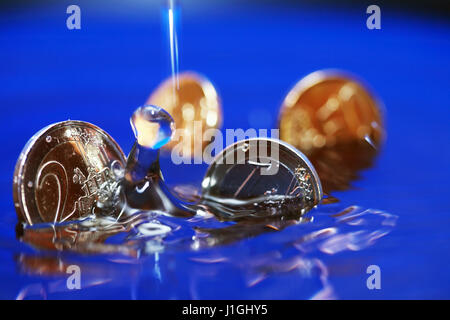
<box><xmin>15</xmin><ymin>212</ymin><xmax>159</xmax><ymax>259</ymax></box>
<box><xmin>307</xmin><ymin>142</ymin><xmax>379</xmax><ymax>192</ymax></box>
<box><xmin>278</xmin><ymin>70</ymin><xmax>385</xmax><ymax>193</ymax></box>
<box><xmin>146</xmin><ymin>71</ymin><xmax>222</xmax><ymax>156</ymax></box>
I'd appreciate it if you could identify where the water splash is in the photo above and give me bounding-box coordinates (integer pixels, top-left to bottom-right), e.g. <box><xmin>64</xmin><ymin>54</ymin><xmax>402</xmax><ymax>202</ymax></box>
<box><xmin>15</xmin><ymin>195</ymin><xmax>397</xmax><ymax>299</ymax></box>
<box><xmin>130</xmin><ymin>105</ymin><xmax>175</xmax><ymax>149</ymax></box>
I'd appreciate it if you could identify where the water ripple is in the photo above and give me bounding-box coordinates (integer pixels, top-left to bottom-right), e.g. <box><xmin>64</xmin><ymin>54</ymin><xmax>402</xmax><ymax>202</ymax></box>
<box><xmin>15</xmin><ymin>199</ymin><xmax>397</xmax><ymax>299</ymax></box>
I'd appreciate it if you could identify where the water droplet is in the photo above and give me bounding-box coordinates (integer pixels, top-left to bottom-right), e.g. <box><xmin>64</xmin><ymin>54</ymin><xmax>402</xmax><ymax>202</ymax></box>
<box><xmin>130</xmin><ymin>105</ymin><xmax>175</xmax><ymax>149</ymax></box>
<box><xmin>46</xmin><ymin>136</ymin><xmax>52</xmax><ymax>143</ymax></box>
<box><xmin>111</xmin><ymin>160</ymin><xmax>125</xmax><ymax>179</ymax></box>
<box><xmin>27</xmin><ymin>181</ymin><xmax>33</xmax><ymax>188</ymax></box>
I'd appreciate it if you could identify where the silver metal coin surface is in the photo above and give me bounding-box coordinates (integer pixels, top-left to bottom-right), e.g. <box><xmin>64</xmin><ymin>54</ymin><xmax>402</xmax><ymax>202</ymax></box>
<box><xmin>13</xmin><ymin>121</ymin><xmax>126</xmax><ymax>225</ymax></box>
<box><xmin>201</xmin><ymin>138</ymin><xmax>322</xmax><ymax>219</ymax></box>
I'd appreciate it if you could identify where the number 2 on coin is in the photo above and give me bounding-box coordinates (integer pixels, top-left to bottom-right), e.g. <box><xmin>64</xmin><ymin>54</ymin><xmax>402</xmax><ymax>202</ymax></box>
<box><xmin>35</xmin><ymin>161</ymin><xmax>69</xmax><ymax>223</ymax></box>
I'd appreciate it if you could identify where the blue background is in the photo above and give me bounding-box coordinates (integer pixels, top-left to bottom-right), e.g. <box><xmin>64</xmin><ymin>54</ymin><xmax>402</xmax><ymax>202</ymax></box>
<box><xmin>0</xmin><ymin>0</ymin><xmax>449</xmax><ymax>299</ymax></box>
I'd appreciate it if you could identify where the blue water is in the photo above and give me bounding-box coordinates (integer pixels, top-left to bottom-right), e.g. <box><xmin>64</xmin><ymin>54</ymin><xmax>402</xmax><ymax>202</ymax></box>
<box><xmin>0</xmin><ymin>0</ymin><xmax>449</xmax><ymax>299</ymax></box>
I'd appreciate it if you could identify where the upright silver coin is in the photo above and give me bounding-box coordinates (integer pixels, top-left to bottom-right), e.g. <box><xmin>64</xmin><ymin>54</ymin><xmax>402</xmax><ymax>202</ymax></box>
<box><xmin>13</xmin><ymin>121</ymin><xmax>126</xmax><ymax>225</ymax></box>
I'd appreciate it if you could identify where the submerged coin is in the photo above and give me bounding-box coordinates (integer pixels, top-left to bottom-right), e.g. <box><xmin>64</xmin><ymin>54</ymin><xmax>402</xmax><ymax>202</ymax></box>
<box><xmin>13</xmin><ymin>121</ymin><xmax>126</xmax><ymax>225</ymax></box>
<box><xmin>201</xmin><ymin>138</ymin><xmax>322</xmax><ymax>219</ymax></box>
<box><xmin>146</xmin><ymin>71</ymin><xmax>222</xmax><ymax>155</ymax></box>
<box><xmin>278</xmin><ymin>70</ymin><xmax>384</xmax><ymax>154</ymax></box>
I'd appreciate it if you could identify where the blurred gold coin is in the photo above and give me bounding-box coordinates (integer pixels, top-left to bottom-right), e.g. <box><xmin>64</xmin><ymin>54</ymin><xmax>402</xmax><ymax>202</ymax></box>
<box><xmin>146</xmin><ymin>71</ymin><xmax>222</xmax><ymax>155</ymax></box>
<box><xmin>278</xmin><ymin>70</ymin><xmax>384</xmax><ymax>154</ymax></box>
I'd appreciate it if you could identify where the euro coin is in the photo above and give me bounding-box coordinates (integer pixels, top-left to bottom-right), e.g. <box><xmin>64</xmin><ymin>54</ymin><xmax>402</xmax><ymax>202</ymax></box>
<box><xmin>146</xmin><ymin>71</ymin><xmax>222</xmax><ymax>156</ymax></box>
<box><xmin>278</xmin><ymin>70</ymin><xmax>384</xmax><ymax>154</ymax></box>
<box><xmin>201</xmin><ymin>138</ymin><xmax>322</xmax><ymax>220</ymax></box>
<box><xmin>13</xmin><ymin>121</ymin><xmax>126</xmax><ymax>225</ymax></box>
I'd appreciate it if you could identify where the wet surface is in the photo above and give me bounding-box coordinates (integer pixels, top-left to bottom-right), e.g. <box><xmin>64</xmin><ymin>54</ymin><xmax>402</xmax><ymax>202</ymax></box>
<box><xmin>11</xmin><ymin>196</ymin><xmax>397</xmax><ymax>299</ymax></box>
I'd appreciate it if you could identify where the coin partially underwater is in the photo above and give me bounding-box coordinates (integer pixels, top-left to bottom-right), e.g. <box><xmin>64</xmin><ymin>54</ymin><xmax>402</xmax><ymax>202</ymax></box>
<box><xmin>278</xmin><ymin>70</ymin><xmax>385</xmax><ymax>154</ymax></box>
<box><xmin>13</xmin><ymin>121</ymin><xmax>126</xmax><ymax>225</ymax></box>
<box><xmin>200</xmin><ymin>138</ymin><xmax>322</xmax><ymax>219</ymax></box>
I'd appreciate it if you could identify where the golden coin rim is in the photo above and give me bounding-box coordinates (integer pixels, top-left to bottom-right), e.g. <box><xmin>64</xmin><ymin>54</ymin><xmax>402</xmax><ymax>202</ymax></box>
<box><xmin>278</xmin><ymin>69</ymin><xmax>385</xmax><ymax>145</ymax></box>
<box><xmin>12</xmin><ymin>120</ymin><xmax>126</xmax><ymax>225</ymax></box>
